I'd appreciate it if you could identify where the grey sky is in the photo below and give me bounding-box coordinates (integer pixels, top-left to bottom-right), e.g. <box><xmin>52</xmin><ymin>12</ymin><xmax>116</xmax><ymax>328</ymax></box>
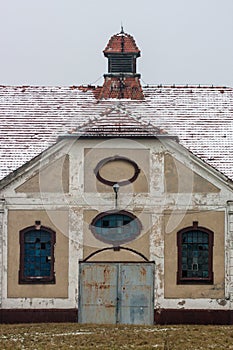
<box><xmin>1</xmin><ymin>0</ymin><xmax>233</xmax><ymax>87</ymax></box>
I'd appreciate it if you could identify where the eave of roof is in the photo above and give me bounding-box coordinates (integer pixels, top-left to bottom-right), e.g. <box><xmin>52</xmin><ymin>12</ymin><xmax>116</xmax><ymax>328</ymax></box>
<box><xmin>58</xmin><ymin>134</ymin><xmax>179</xmax><ymax>140</ymax></box>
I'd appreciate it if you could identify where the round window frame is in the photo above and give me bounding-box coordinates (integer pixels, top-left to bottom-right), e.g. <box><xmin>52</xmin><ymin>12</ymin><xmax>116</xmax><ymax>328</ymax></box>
<box><xmin>94</xmin><ymin>155</ymin><xmax>140</xmax><ymax>187</ymax></box>
<box><xmin>89</xmin><ymin>210</ymin><xmax>142</xmax><ymax>245</ymax></box>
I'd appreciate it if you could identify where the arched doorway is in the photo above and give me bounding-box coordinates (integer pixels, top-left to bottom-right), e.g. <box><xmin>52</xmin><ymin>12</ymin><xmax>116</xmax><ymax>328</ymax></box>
<box><xmin>79</xmin><ymin>248</ymin><xmax>154</xmax><ymax>325</ymax></box>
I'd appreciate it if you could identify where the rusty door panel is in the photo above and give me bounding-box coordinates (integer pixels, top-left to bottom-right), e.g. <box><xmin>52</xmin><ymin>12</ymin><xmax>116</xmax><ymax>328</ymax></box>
<box><xmin>79</xmin><ymin>262</ymin><xmax>154</xmax><ymax>325</ymax></box>
<box><xmin>79</xmin><ymin>263</ymin><xmax>117</xmax><ymax>324</ymax></box>
<box><xmin>119</xmin><ymin>263</ymin><xmax>154</xmax><ymax>325</ymax></box>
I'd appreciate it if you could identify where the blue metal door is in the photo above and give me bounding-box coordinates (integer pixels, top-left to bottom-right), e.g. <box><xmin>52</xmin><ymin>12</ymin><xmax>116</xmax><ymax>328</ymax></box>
<box><xmin>79</xmin><ymin>262</ymin><xmax>154</xmax><ymax>325</ymax></box>
<box><xmin>79</xmin><ymin>263</ymin><xmax>118</xmax><ymax>324</ymax></box>
<box><xmin>119</xmin><ymin>263</ymin><xmax>154</xmax><ymax>324</ymax></box>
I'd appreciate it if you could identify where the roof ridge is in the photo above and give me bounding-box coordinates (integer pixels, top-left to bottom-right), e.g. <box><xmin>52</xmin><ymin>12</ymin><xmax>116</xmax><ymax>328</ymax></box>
<box><xmin>0</xmin><ymin>85</ymin><xmax>232</xmax><ymax>90</ymax></box>
<box><xmin>142</xmin><ymin>84</ymin><xmax>232</xmax><ymax>89</ymax></box>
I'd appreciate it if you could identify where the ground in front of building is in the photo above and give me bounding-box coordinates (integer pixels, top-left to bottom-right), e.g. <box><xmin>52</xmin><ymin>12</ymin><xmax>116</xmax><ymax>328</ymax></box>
<box><xmin>0</xmin><ymin>323</ymin><xmax>233</xmax><ymax>349</ymax></box>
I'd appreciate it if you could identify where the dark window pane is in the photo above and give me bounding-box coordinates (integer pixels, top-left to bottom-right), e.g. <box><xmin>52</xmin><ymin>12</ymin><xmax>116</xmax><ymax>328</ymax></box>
<box><xmin>180</xmin><ymin>229</ymin><xmax>211</xmax><ymax>282</ymax></box>
<box><xmin>187</xmin><ymin>235</ymin><xmax>193</xmax><ymax>243</ymax></box>
<box><xmin>123</xmin><ymin>219</ymin><xmax>130</xmax><ymax>224</ymax></box>
<box><xmin>203</xmin><ymin>271</ymin><xmax>209</xmax><ymax>278</ymax></box>
<box><xmin>103</xmin><ymin>220</ymin><xmax>109</xmax><ymax>227</ymax></box>
<box><xmin>182</xmin><ymin>257</ymin><xmax>187</xmax><ymax>264</ymax></box>
<box><xmin>193</xmin><ymin>244</ymin><xmax>198</xmax><ymax>251</ymax></box>
<box><xmin>192</xmin><ymin>263</ymin><xmax>198</xmax><ymax>271</ymax></box>
<box><xmin>202</xmin><ymin>264</ymin><xmax>209</xmax><ymax>271</ymax></box>
<box><xmin>198</xmin><ymin>232</ymin><xmax>203</xmax><ymax>243</ymax></box>
<box><xmin>22</xmin><ymin>228</ymin><xmax>53</xmax><ymax>282</ymax></box>
<box><xmin>43</xmin><ymin>270</ymin><xmax>50</xmax><ymax>277</ymax></box>
<box><xmin>193</xmin><ymin>231</ymin><xmax>198</xmax><ymax>243</ymax></box>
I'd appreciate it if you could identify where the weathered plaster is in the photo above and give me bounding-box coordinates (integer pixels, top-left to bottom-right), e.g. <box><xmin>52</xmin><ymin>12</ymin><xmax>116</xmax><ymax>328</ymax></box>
<box><xmin>1</xmin><ymin>137</ymin><xmax>233</xmax><ymax>313</ymax></box>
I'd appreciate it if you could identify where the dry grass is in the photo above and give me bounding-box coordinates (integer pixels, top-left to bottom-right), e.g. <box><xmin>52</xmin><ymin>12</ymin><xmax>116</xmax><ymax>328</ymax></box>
<box><xmin>0</xmin><ymin>323</ymin><xmax>233</xmax><ymax>349</ymax></box>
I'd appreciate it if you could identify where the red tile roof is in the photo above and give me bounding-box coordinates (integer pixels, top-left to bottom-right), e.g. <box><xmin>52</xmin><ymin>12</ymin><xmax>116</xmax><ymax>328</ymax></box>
<box><xmin>103</xmin><ymin>32</ymin><xmax>140</xmax><ymax>55</ymax></box>
<box><xmin>0</xmin><ymin>85</ymin><xmax>233</xmax><ymax>181</ymax></box>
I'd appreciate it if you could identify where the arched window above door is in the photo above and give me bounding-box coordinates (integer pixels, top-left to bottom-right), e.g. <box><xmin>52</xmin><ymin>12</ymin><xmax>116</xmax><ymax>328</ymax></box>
<box><xmin>90</xmin><ymin>210</ymin><xmax>142</xmax><ymax>245</ymax></box>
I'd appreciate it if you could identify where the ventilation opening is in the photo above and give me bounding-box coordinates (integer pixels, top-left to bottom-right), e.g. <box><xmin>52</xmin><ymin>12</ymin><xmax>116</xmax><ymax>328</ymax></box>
<box><xmin>109</xmin><ymin>55</ymin><xmax>134</xmax><ymax>73</ymax></box>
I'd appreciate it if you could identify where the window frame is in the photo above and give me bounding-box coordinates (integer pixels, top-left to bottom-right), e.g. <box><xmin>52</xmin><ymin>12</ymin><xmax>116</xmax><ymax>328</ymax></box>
<box><xmin>19</xmin><ymin>225</ymin><xmax>56</xmax><ymax>284</ymax></box>
<box><xmin>177</xmin><ymin>222</ymin><xmax>214</xmax><ymax>284</ymax></box>
<box><xmin>94</xmin><ymin>155</ymin><xmax>140</xmax><ymax>187</ymax></box>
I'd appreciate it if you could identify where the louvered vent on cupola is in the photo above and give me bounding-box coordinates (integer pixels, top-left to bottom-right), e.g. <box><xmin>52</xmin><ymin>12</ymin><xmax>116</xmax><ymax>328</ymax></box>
<box><xmin>108</xmin><ymin>54</ymin><xmax>136</xmax><ymax>74</ymax></box>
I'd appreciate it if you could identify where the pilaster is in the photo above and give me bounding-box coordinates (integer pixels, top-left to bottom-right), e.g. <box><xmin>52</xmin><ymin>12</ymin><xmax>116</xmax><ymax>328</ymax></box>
<box><xmin>0</xmin><ymin>200</ymin><xmax>5</xmax><ymax>307</ymax></box>
<box><xmin>227</xmin><ymin>201</ymin><xmax>233</xmax><ymax>301</ymax></box>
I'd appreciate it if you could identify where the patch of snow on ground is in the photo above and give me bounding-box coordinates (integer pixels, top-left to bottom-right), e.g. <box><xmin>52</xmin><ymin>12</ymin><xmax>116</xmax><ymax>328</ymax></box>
<box><xmin>52</xmin><ymin>331</ymin><xmax>93</xmax><ymax>336</ymax></box>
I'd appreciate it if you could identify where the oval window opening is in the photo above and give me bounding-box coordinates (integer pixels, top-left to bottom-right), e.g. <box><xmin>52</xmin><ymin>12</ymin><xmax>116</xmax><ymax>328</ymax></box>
<box><xmin>99</xmin><ymin>160</ymin><xmax>135</xmax><ymax>184</ymax></box>
<box><xmin>94</xmin><ymin>156</ymin><xmax>140</xmax><ymax>187</ymax></box>
<box><xmin>90</xmin><ymin>211</ymin><xmax>142</xmax><ymax>245</ymax></box>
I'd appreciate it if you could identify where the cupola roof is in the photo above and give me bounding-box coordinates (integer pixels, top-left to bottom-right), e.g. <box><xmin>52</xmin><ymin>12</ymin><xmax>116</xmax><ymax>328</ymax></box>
<box><xmin>103</xmin><ymin>28</ymin><xmax>140</xmax><ymax>56</ymax></box>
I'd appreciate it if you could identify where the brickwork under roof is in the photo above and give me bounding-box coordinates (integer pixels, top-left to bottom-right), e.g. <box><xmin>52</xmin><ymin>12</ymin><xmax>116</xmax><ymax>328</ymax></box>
<box><xmin>0</xmin><ymin>85</ymin><xmax>233</xmax><ymax>181</ymax></box>
<box><xmin>99</xmin><ymin>76</ymin><xmax>144</xmax><ymax>100</ymax></box>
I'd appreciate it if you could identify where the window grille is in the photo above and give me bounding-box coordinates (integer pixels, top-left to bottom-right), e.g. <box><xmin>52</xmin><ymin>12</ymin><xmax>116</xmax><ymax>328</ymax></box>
<box><xmin>177</xmin><ymin>222</ymin><xmax>213</xmax><ymax>284</ymax></box>
<box><xmin>19</xmin><ymin>225</ymin><xmax>55</xmax><ymax>284</ymax></box>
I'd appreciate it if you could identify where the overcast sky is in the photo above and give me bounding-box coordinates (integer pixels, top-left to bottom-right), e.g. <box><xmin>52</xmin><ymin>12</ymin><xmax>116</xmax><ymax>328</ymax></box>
<box><xmin>1</xmin><ymin>0</ymin><xmax>233</xmax><ymax>87</ymax></box>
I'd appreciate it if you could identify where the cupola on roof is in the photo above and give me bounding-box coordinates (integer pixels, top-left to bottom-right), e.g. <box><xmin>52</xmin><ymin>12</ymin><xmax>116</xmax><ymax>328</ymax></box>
<box><xmin>100</xmin><ymin>28</ymin><xmax>144</xmax><ymax>100</ymax></box>
<box><xmin>103</xmin><ymin>27</ymin><xmax>140</xmax><ymax>56</ymax></box>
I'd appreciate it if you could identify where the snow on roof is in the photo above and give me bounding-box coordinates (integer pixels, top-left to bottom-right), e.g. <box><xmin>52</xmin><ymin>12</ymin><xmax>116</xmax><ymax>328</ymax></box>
<box><xmin>0</xmin><ymin>85</ymin><xmax>233</xmax><ymax>180</ymax></box>
<box><xmin>60</xmin><ymin>102</ymin><xmax>174</xmax><ymax>138</ymax></box>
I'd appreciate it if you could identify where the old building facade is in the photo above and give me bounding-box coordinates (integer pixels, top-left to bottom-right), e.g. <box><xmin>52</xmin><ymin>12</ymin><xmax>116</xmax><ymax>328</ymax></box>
<box><xmin>1</xmin><ymin>29</ymin><xmax>233</xmax><ymax>324</ymax></box>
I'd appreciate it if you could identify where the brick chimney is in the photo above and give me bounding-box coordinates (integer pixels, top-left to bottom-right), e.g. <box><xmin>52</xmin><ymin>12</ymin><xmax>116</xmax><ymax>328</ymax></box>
<box><xmin>98</xmin><ymin>28</ymin><xmax>144</xmax><ymax>100</ymax></box>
